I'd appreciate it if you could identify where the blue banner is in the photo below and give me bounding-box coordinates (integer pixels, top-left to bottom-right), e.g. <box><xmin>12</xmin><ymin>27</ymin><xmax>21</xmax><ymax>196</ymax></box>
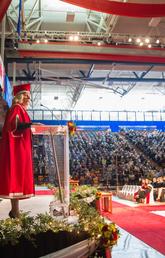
<box><xmin>4</xmin><ymin>75</ymin><xmax>13</xmax><ymax>107</ymax></box>
<box><xmin>17</xmin><ymin>0</ymin><xmax>22</xmax><ymax>37</ymax></box>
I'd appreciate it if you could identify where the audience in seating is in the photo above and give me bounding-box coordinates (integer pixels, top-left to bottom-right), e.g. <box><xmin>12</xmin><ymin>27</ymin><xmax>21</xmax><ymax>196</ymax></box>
<box><xmin>123</xmin><ymin>130</ymin><xmax>165</xmax><ymax>167</ymax></box>
<box><xmin>69</xmin><ymin>130</ymin><xmax>162</xmax><ymax>188</ymax></box>
<box><xmin>152</xmin><ymin>176</ymin><xmax>165</xmax><ymax>201</ymax></box>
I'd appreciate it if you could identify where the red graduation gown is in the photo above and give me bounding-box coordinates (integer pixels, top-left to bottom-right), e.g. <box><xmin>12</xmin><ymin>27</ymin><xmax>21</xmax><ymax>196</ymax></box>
<box><xmin>0</xmin><ymin>103</ymin><xmax>34</xmax><ymax>199</ymax></box>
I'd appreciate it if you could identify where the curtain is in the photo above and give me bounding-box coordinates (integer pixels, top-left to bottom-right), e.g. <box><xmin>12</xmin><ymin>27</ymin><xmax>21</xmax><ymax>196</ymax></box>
<box><xmin>0</xmin><ymin>0</ymin><xmax>12</xmax><ymax>22</ymax></box>
<box><xmin>61</xmin><ymin>0</ymin><xmax>165</xmax><ymax>18</ymax></box>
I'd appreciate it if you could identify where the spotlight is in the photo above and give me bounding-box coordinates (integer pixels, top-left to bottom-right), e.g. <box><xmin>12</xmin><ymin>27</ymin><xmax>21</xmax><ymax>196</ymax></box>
<box><xmin>156</xmin><ymin>39</ymin><xmax>160</xmax><ymax>44</ymax></box>
<box><xmin>128</xmin><ymin>38</ymin><xmax>132</xmax><ymax>42</ymax></box>
<box><xmin>44</xmin><ymin>39</ymin><xmax>48</xmax><ymax>43</ymax></box>
<box><xmin>139</xmin><ymin>42</ymin><xmax>144</xmax><ymax>46</ymax></box>
<box><xmin>97</xmin><ymin>42</ymin><xmax>101</xmax><ymax>46</ymax></box>
<box><xmin>145</xmin><ymin>38</ymin><xmax>150</xmax><ymax>43</ymax></box>
<box><xmin>136</xmin><ymin>38</ymin><xmax>141</xmax><ymax>43</ymax></box>
<box><xmin>69</xmin><ymin>35</ymin><xmax>74</xmax><ymax>41</ymax></box>
<box><xmin>36</xmin><ymin>39</ymin><xmax>40</xmax><ymax>44</ymax></box>
<box><xmin>73</xmin><ymin>35</ymin><xmax>79</xmax><ymax>41</ymax></box>
<box><xmin>148</xmin><ymin>44</ymin><xmax>152</xmax><ymax>48</ymax></box>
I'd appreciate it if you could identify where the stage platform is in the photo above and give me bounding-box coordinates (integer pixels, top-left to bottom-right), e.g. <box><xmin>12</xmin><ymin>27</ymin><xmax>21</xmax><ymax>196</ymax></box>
<box><xmin>0</xmin><ymin>195</ymin><xmax>53</xmax><ymax>219</ymax></box>
<box><xmin>0</xmin><ymin>194</ymin><xmax>165</xmax><ymax>258</ymax></box>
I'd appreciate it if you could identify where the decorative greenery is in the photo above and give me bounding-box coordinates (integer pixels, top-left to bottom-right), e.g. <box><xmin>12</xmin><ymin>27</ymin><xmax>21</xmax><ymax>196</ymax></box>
<box><xmin>70</xmin><ymin>185</ymin><xmax>120</xmax><ymax>249</ymax></box>
<box><xmin>70</xmin><ymin>185</ymin><xmax>97</xmax><ymax>199</ymax></box>
<box><xmin>0</xmin><ymin>217</ymin><xmax>22</xmax><ymax>246</ymax></box>
<box><xmin>0</xmin><ymin>212</ymin><xmax>74</xmax><ymax>247</ymax></box>
<box><xmin>0</xmin><ymin>185</ymin><xmax>120</xmax><ymax>256</ymax></box>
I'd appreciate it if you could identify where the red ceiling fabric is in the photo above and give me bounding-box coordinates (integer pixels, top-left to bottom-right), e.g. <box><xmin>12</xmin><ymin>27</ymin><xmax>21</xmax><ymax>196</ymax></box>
<box><xmin>0</xmin><ymin>0</ymin><xmax>12</xmax><ymax>23</ymax></box>
<box><xmin>18</xmin><ymin>50</ymin><xmax>165</xmax><ymax>64</ymax></box>
<box><xmin>61</xmin><ymin>0</ymin><xmax>165</xmax><ymax>18</ymax></box>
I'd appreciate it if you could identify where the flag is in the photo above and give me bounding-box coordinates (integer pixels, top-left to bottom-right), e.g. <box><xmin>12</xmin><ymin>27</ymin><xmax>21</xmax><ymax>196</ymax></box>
<box><xmin>0</xmin><ymin>55</ymin><xmax>5</xmax><ymax>90</ymax></box>
<box><xmin>17</xmin><ymin>0</ymin><xmax>22</xmax><ymax>37</ymax></box>
<box><xmin>4</xmin><ymin>75</ymin><xmax>13</xmax><ymax>107</ymax></box>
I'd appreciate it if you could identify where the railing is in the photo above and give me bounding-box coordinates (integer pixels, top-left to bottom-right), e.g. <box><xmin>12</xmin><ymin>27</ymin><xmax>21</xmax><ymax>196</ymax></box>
<box><xmin>28</xmin><ymin>109</ymin><xmax>165</xmax><ymax>122</ymax></box>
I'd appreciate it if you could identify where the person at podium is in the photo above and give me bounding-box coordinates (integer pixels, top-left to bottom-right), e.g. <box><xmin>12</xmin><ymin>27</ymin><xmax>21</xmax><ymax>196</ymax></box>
<box><xmin>0</xmin><ymin>83</ymin><xmax>34</xmax><ymax>218</ymax></box>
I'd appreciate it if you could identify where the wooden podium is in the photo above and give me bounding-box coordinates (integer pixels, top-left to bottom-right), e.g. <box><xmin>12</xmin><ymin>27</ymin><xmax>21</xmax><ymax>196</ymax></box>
<box><xmin>95</xmin><ymin>192</ymin><xmax>112</xmax><ymax>213</ymax></box>
<box><xmin>101</xmin><ymin>192</ymin><xmax>112</xmax><ymax>213</ymax></box>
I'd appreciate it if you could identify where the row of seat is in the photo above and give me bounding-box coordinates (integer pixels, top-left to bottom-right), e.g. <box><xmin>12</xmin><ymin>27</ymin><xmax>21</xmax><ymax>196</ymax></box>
<box><xmin>117</xmin><ymin>185</ymin><xmax>141</xmax><ymax>201</ymax></box>
<box><xmin>117</xmin><ymin>184</ymin><xmax>155</xmax><ymax>204</ymax></box>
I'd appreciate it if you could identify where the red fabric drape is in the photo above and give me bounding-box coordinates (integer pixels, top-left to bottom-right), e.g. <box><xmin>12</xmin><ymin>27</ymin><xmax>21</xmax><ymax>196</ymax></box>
<box><xmin>61</xmin><ymin>0</ymin><xmax>165</xmax><ymax>18</ymax></box>
<box><xmin>0</xmin><ymin>0</ymin><xmax>12</xmax><ymax>23</ymax></box>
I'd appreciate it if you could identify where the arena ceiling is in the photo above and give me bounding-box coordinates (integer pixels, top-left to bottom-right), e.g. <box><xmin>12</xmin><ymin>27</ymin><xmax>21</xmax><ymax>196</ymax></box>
<box><xmin>1</xmin><ymin>0</ymin><xmax>165</xmax><ymax>111</ymax></box>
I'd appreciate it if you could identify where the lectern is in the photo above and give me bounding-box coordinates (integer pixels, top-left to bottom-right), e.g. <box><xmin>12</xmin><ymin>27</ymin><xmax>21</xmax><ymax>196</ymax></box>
<box><xmin>31</xmin><ymin>125</ymin><xmax>70</xmax><ymax>208</ymax></box>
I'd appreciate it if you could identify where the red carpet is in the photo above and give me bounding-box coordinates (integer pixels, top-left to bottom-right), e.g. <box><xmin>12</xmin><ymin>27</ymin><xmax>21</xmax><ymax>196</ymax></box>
<box><xmin>35</xmin><ymin>189</ymin><xmax>54</xmax><ymax>195</ymax></box>
<box><xmin>102</xmin><ymin>201</ymin><xmax>165</xmax><ymax>255</ymax></box>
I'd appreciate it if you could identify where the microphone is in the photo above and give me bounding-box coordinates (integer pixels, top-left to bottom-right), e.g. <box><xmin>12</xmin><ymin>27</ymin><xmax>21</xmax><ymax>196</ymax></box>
<box><xmin>40</xmin><ymin>103</ymin><xmax>61</xmax><ymax>125</ymax></box>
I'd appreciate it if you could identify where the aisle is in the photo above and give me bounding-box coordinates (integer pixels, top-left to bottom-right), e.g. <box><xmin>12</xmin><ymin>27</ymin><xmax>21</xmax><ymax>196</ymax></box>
<box><xmin>111</xmin><ymin>226</ymin><xmax>165</xmax><ymax>258</ymax></box>
<box><xmin>102</xmin><ymin>199</ymin><xmax>165</xmax><ymax>256</ymax></box>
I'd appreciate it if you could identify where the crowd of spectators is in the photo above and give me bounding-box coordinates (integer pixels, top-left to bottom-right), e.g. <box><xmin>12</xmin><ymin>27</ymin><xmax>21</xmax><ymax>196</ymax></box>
<box><xmin>69</xmin><ymin>130</ymin><xmax>163</xmax><ymax>187</ymax></box>
<box><xmin>123</xmin><ymin>130</ymin><xmax>165</xmax><ymax>167</ymax></box>
<box><xmin>152</xmin><ymin>176</ymin><xmax>165</xmax><ymax>201</ymax></box>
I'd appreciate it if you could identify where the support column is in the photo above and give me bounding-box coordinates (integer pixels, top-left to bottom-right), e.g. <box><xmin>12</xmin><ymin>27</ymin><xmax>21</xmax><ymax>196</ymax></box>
<box><xmin>64</xmin><ymin>127</ymin><xmax>70</xmax><ymax>209</ymax></box>
<box><xmin>12</xmin><ymin>62</ymin><xmax>16</xmax><ymax>85</ymax></box>
<box><xmin>1</xmin><ymin>15</ymin><xmax>6</xmax><ymax>62</ymax></box>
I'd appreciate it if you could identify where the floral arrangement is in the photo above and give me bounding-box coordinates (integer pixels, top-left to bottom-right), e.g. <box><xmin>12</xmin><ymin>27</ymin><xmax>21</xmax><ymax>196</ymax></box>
<box><xmin>95</xmin><ymin>191</ymin><xmax>102</xmax><ymax>200</ymax></box>
<box><xmin>67</xmin><ymin>121</ymin><xmax>76</xmax><ymax>136</ymax></box>
<box><xmin>100</xmin><ymin>223</ymin><xmax>120</xmax><ymax>248</ymax></box>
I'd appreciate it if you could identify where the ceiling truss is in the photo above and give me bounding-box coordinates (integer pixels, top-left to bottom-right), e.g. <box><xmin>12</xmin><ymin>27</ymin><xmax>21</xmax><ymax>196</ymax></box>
<box><xmin>2</xmin><ymin>0</ymin><xmax>165</xmax><ymax>110</ymax></box>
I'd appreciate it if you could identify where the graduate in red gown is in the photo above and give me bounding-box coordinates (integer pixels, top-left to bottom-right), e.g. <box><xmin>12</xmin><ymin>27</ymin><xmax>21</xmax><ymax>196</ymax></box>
<box><xmin>0</xmin><ymin>83</ymin><xmax>34</xmax><ymax>218</ymax></box>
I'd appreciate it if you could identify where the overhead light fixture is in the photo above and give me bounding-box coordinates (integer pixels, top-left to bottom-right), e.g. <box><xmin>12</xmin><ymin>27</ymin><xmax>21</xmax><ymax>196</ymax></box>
<box><xmin>73</xmin><ymin>35</ymin><xmax>79</xmax><ymax>41</ymax></box>
<box><xmin>139</xmin><ymin>42</ymin><xmax>144</xmax><ymax>46</ymax></box>
<box><xmin>44</xmin><ymin>39</ymin><xmax>48</xmax><ymax>43</ymax></box>
<box><xmin>156</xmin><ymin>39</ymin><xmax>160</xmax><ymax>44</ymax></box>
<box><xmin>97</xmin><ymin>42</ymin><xmax>101</xmax><ymax>46</ymax></box>
<box><xmin>128</xmin><ymin>38</ymin><xmax>132</xmax><ymax>42</ymax></box>
<box><xmin>69</xmin><ymin>35</ymin><xmax>74</xmax><ymax>41</ymax></box>
<box><xmin>36</xmin><ymin>39</ymin><xmax>40</xmax><ymax>44</ymax></box>
<box><xmin>136</xmin><ymin>38</ymin><xmax>141</xmax><ymax>43</ymax></box>
<box><xmin>145</xmin><ymin>38</ymin><xmax>150</xmax><ymax>43</ymax></box>
<box><xmin>148</xmin><ymin>44</ymin><xmax>152</xmax><ymax>48</ymax></box>
<box><xmin>68</xmin><ymin>35</ymin><xmax>79</xmax><ymax>41</ymax></box>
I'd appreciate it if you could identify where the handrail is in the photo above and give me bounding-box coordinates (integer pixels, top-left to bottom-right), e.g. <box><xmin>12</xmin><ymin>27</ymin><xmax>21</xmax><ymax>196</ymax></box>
<box><xmin>28</xmin><ymin>109</ymin><xmax>165</xmax><ymax>122</ymax></box>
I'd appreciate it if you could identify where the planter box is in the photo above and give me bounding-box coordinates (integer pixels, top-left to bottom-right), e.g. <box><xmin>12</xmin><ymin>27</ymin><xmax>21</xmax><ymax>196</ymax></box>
<box><xmin>40</xmin><ymin>239</ymin><xmax>97</xmax><ymax>258</ymax></box>
<box><xmin>0</xmin><ymin>230</ymin><xmax>90</xmax><ymax>258</ymax></box>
